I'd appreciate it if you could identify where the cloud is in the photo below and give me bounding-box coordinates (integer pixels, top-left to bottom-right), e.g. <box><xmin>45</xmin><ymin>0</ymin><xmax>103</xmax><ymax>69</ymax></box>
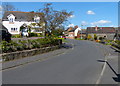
<box><xmin>87</xmin><ymin>10</ymin><xmax>95</xmax><ymax>15</ymax></box>
<box><xmin>91</xmin><ymin>20</ymin><xmax>111</xmax><ymax>26</ymax></box>
<box><xmin>81</xmin><ymin>21</ymin><xmax>88</xmax><ymax>26</ymax></box>
<box><xmin>67</xmin><ymin>24</ymin><xmax>75</xmax><ymax>27</ymax></box>
<box><xmin>69</xmin><ymin>15</ymin><xmax>75</xmax><ymax>18</ymax></box>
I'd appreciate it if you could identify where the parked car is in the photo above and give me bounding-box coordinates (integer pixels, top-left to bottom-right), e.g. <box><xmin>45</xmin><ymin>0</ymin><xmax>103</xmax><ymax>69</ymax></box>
<box><xmin>0</xmin><ymin>30</ymin><xmax>11</xmax><ymax>42</ymax></box>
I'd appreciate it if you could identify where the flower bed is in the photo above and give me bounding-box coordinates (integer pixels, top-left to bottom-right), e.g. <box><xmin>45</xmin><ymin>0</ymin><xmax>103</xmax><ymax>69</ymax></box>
<box><xmin>0</xmin><ymin>38</ymin><xmax>62</xmax><ymax>53</ymax></box>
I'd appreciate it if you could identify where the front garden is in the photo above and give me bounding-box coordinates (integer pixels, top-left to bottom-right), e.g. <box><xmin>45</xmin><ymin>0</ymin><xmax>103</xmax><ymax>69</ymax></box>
<box><xmin>0</xmin><ymin>37</ymin><xmax>62</xmax><ymax>53</ymax></box>
<box><xmin>76</xmin><ymin>34</ymin><xmax>120</xmax><ymax>50</ymax></box>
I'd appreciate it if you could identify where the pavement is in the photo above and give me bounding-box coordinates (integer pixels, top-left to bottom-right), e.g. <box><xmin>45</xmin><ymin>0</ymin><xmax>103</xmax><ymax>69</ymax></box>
<box><xmin>2</xmin><ymin>39</ymin><xmax>119</xmax><ymax>84</ymax></box>
<box><xmin>98</xmin><ymin>47</ymin><xmax>119</xmax><ymax>84</ymax></box>
<box><xmin>2</xmin><ymin>42</ymin><xmax>73</xmax><ymax>70</ymax></box>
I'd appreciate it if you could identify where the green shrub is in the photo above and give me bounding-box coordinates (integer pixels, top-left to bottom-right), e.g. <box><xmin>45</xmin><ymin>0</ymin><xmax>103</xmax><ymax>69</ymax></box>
<box><xmin>37</xmin><ymin>33</ymin><xmax>43</xmax><ymax>37</ymax></box>
<box><xmin>99</xmin><ymin>37</ymin><xmax>104</xmax><ymax>40</ymax></box>
<box><xmin>12</xmin><ymin>34</ymin><xmax>21</xmax><ymax>38</ymax></box>
<box><xmin>0</xmin><ymin>41</ymin><xmax>19</xmax><ymax>53</ymax></box>
<box><xmin>115</xmin><ymin>40</ymin><xmax>120</xmax><ymax>47</ymax></box>
<box><xmin>0</xmin><ymin>38</ymin><xmax>61</xmax><ymax>53</ymax></box>
<box><xmin>94</xmin><ymin>34</ymin><xmax>97</xmax><ymax>40</ymax></box>
<box><xmin>87</xmin><ymin>35</ymin><xmax>93</xmax><ymax>40</ymax></box>
<box><xmin>29</xmin><ymin>33</ymin><xmax>38</xmax><ymax>37</ymax></box>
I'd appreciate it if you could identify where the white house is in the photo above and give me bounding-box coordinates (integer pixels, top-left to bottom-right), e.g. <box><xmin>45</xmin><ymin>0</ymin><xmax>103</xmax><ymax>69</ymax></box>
<box><xmin>74</xmin><ymin>27</ymin><xmax>81</xmax><ymax>36</ymax></box>
<box><xmin>65</xmin><ymin>25</ymin><xmax>81</xmax><ymax>39</ymax></box>
<box><xmin>2</xmin><ymin>11</ymin><xmax>43</xmax><ymax>35</ymax></box>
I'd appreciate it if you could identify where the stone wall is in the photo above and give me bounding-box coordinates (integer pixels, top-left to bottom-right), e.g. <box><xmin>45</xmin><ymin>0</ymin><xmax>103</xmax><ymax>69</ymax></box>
<box><xmin>88</xmin><ymin>33</ymin><xmax>115</xmax><ymax>40</ymax></box>
<box><xmin>0</xmin><ymin>45</ymin><xmax>60</xmax><ymax>62</ymax></box>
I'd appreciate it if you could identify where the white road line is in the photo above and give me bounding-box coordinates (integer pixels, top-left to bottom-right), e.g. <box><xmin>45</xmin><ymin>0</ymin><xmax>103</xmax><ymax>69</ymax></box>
<box><xmin>95</xmin><ymin>54</ymin><xmax>110</xmax><ymax>85</ymax></box>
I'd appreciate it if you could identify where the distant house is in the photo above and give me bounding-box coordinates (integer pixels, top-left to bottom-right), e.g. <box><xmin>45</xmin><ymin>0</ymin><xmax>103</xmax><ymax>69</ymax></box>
<box><xmin>2</xmin><ymin>11</ymin><xmax>43</xmax><ymax>35</ymax></box>
<box><xmin>65</xmin><ymin>25</ymin><xmax>81</xmax><ymax>39</ymax></box>
<box><xmin>77</xmin><ymin>29</ymin><xmax>86</xmax><ymax>39</ymax></box>
<box><xmin>86</xmin><ymin>26</ymin><xmax>117</xmax><ymax>40</ymax></box>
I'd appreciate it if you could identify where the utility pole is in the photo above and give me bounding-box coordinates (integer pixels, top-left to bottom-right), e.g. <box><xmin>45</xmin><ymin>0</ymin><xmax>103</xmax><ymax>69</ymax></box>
<box><xmin>81</xmin><ymin>24</ymin><xmax>83</xmax><ymax>39</ymax></box>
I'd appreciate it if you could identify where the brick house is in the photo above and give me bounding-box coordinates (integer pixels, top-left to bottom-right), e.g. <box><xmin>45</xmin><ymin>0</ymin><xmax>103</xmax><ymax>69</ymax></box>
<box><xmin>77</xmin><ymin>29</ymin><xmax>86</xmax><ymax>39</ymax></box>
<box><xmin>65</xmin><ymin>25</ymin><xmax>81</xmax><ymax>39</ymax></box>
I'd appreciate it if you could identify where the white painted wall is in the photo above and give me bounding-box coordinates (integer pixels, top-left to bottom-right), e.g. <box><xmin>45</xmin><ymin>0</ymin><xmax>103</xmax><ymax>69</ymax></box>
<box><xmin>2</xmin><ymin>13</ymin><xmax>42</xmax><ymax>35</ymax></box>
<box><xmin>3</xmin><ymin>21</ymin><xmax>33</xmax><ymax>34</ymax></box>
<box><xmin>74</xmin><ymin>27</ymin><xmax>81</xmax><ymax>36</ymax></box>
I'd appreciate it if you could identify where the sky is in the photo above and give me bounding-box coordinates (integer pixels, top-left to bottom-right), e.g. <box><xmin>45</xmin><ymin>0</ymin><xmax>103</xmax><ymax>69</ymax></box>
<box><xmin>1</xmin><ymin>2</ymin><xmax>118</xmax><ymax>29</ymax></box>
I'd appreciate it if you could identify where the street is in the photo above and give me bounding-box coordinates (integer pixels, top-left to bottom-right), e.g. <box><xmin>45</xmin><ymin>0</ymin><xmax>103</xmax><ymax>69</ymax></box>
<box><xmin>2</xmin><ymin>39</ymin><xmax>118</xmax><ymax>84</ymax></box>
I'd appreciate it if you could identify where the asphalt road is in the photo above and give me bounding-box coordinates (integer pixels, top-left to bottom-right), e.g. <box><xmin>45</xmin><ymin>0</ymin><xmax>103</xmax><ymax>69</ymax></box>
<box><xmin>2</xmin><ymin>39</ymin><xmax>113</xmax><ymax>84</ymax></box>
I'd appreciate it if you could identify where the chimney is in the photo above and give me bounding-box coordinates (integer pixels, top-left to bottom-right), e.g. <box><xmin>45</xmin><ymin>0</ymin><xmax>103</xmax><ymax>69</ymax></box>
<box><xmin>95</xmin><ymin>26</ymin><xmax>98</xmax><ymax>31</ymax></box>
<box><xmin>74</xmin><ymin>25</ymin><xmax>78</xmax><ymax>29</ymax></box>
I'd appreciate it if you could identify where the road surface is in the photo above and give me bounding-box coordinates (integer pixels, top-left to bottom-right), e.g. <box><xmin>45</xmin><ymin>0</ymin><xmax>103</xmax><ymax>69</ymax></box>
<box><xmin>2</xmin><ymin>39</ymin><xmax>116</xmax><ymax>84</ymax></box>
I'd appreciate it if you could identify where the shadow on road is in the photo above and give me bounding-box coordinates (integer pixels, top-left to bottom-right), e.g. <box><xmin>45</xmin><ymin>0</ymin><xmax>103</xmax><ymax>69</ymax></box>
<box><xmin>61</xmin><ymin>43</ymin><xmax>73</xmax><ymax>49</ymax></box>
<box><xmin>110</xmin><ymin>47</ymin><xmax>120</xmax><ymax>53</ymax></box>
<box><xmin>97</xmin><ymin>60</ymin><xmax>120</xmax><ymax>82</ymax></box>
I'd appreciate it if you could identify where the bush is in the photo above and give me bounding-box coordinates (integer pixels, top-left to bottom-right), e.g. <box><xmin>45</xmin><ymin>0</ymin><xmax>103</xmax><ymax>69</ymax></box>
<box><xmin>12</xmin><ymin>34</ymin><xmax>21</xmax><ymax>38</ymax></box>
<box><xmin>29</xmin><ymin>33</ymin><xmax>38</xmax><ymax>37</ymax></box>
<box><xmin>99</xmin><ymin>37</ymin><xmax>104</xmax><ymax>40</ymax></box>
<box><xmin>94</xmin><ymin>34</ymin><xmax>97</xmax><ymax>40</ymax></box>
<box><xmin>87</xmin><ymin>35</ymin><xmax>93</xmax><ymax>40</ymax></box>
<box><xmin>115</xmin><ymin>40</ymin><xmax>120</xmax><ymax>45</ymax></box>
<box><xmin>29</xmin><ymin>33</ymin><xmax>43</xmax><ymax>37</ymax></box>
<box><xmin>37</xmin><ymin>33</ymin><xmax>43</xmax><ymax>37</ymax></box>
<box><xmin>0</xmin><ymin>38</ymin><xmax>61</xmax><ymax>53</ymax></box>
<box><xmin>0</xmin><ymin>41</ymin><xmax>19</xmax><ymax>53</ymax></box>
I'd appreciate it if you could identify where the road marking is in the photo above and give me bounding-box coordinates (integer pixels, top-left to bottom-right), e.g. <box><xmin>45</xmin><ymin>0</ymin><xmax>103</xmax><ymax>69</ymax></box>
<box><xmin>95</xmin><ymin>53</ymin><xmax>110</xmax><ymax>85</ymax></box>
<box><xmin>95</xmin><ymin>59</ymin><xmax>107</xmax><ymax>85</ymax></box>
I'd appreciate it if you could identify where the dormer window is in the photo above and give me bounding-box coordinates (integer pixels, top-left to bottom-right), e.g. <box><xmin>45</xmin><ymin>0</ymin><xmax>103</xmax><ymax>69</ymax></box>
<box><xmin>9</xmin><ymin>18</ymin><xmax>14</xmax><ymax>22</ymax></box>
<box><xmin>7</xmin><ymin>14</ymin><xmax>15</xmax><ymax>23</ymax></box>
<box><xmin>34</xmin><ymin>16</ymin><xmax>40</xmax><ymax>23</ymax></box>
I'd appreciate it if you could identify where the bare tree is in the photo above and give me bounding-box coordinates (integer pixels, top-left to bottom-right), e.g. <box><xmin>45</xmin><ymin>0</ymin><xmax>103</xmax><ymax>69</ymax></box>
<box><xmin>2</xmin><ymin>3</ymin><xmax>15</xmax><ymax>12</ymax></box>
<box><xmin>38</xmin><ymin>3</ymin><xmax>73</xmax><ymax>37</ymax></box>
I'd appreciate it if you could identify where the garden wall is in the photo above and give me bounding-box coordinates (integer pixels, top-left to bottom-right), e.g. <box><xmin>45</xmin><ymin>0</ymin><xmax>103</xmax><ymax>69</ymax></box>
<box><xmin>0</xmin><ymin>45</ymin><xmax>60</xmax><ymax>62</ymax></box>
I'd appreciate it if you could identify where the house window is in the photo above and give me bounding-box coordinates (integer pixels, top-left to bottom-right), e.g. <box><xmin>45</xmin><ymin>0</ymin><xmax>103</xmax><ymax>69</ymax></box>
<box><xmin>34</xmin><ymin>19</ymin><xmax>40</xmax><ymax>23</ymax></box>
<box><xmin>11</xmin><ymin>28</ymin><xmax>17</xmax><ymax>31</ymax></box>
<box><xmin>9</xmin><ymin>18</ymin><xmax>14</xmax><ymax>22</ymax></box>
<box><xmin>34</xmin><ymin>16</ymin><xmax>40</xmax><ymax>23</ymax></box>
<box><xmin>7</xmin><ymin>14</ymin><xmax>15</xmax><ymax>23</ymax></box>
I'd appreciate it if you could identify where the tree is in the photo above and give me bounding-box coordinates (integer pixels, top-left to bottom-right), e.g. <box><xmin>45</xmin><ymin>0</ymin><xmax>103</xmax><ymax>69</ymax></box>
<box><xmin>2</xmin><ymin>3</ymin><xmax>17</xmax><ymax>17</ymax></box>
<box><xmin>38</xmin><ymin>3</ymin><xmax>73</xmax><ymax>37</ymax></box>
<box><xmin>94</xmin><ymin>34</ymin><xmax>97</xmax><ymax>40</ymax></box>
<box><xmin>2</xmin><ymin>3</ymin><xmax>15</xmax><ymax>12</ymax></box>
<box><xmin>51</xmin><ymin>28</ymin><xmax>64</xmax><ymax>36</ymax></box>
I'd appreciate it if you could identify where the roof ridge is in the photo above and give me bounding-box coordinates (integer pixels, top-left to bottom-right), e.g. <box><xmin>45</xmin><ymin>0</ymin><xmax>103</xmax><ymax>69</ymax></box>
<box><xmin>6</xmin><ymin>11</ymin><xmax>37</xmax><ymax>13</ymax></box>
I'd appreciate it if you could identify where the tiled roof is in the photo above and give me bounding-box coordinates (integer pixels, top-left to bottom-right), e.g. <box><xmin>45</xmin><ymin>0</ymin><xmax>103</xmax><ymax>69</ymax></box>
<box><xmin>66</xmin><ymin>26</ymin><xmax>77</xmax><ymax>32</ymax></box>
<box><xmin>2</xmin><ymin>11</ymin><xmax>43</xmax><ymax>21</ymax></box>
<box><xmin>86</xmin><ymin>27</ymin><xmax>116</xmax><ymax>34</ymax></box>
